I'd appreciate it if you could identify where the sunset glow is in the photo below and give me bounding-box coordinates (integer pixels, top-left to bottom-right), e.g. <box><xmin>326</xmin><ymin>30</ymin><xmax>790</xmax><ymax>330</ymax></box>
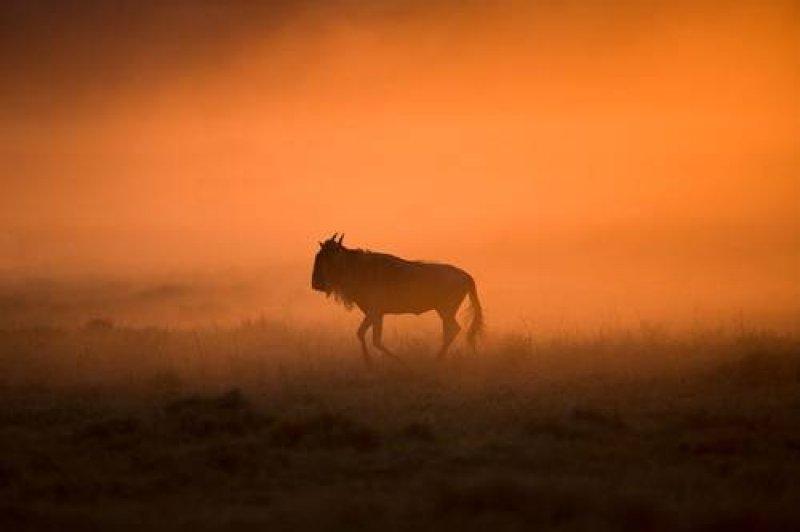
<box><xmin>3</xmin><ymin>4</ymin><xmax>800</xmax><ymax>529</ymax></box>
<box><xmin>2</xmin><ymin>1</ymin><xmax>798</xmax><ymax>330</ymax></box>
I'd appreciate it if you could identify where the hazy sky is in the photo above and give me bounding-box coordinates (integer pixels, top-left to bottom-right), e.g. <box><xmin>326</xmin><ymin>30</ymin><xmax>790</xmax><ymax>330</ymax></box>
<box><xmin>2</xmin><ymin>1</ymin><xmax>798</xmax><ymax>328</ymax></box>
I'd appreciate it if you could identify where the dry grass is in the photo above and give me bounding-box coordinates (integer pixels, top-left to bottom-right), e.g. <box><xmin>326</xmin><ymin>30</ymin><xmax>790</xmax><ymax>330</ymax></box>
<box><xmin>0</xmin><ymin>321</ymin><xmax>798</xmax><ymax>530</ymax></box>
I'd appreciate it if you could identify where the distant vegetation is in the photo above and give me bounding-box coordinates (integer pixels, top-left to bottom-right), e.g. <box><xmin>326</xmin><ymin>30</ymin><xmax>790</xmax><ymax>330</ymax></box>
<box><xmin>0</xmin><ymin>277</ymin><xmax>272</xmax><ymax>328</ymax></box>
<box><xmin>0</xmin><ymin>321</ymin><xmax>798</xmax><ymax>530</ymax></box>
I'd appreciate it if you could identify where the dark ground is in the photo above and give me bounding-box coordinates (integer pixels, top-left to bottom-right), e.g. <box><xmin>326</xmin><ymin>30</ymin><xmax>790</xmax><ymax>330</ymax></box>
<box><xmin>0</xmin><ymin>324</ymin><xmax>799</xmax><ymax>531</ymax></box>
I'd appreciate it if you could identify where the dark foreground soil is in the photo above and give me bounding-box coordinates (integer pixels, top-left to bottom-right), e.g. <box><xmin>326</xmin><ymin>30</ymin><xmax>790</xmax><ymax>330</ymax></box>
<box><xmin>0</xmin><ymin>325</ymin><xmax>798</xmax><ymax>531</ymax></box>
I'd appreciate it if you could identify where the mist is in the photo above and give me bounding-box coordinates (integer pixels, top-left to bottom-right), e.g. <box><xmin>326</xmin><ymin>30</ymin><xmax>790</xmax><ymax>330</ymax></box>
<box><xmin>4</xmin><ymin>5</ymin><xmax>800</xmax><ymax>531</ymax></box>
<box><xmin>2</xmin><ymin>1</ymin><xmax>798</xmax><ymax>331</ymax></box>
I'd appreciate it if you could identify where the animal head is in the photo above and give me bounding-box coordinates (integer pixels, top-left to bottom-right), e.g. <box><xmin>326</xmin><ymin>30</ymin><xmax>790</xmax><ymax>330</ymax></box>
<box><xmin>311</xmin><ymin>232</ymin><xmax>346</xmax><ymax>292</ymax></box>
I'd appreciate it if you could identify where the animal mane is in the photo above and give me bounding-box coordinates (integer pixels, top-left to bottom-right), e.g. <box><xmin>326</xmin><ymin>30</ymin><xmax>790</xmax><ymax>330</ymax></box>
<box><xmin>329</xmin><ymin>288</ymin><xmax>355</xmax><ymax>310</ymax></box>
<box><xmin>325</xmin><ymin>247</ymin><xmax>364</xmax><ymax>311</ymax></box>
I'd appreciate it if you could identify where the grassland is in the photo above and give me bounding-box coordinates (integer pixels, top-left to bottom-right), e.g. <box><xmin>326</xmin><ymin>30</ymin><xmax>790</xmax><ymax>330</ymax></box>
<box><xmin>0</xmin><ymin>321</ymin><xmax>798</xmax><ymax>531</ymax></box>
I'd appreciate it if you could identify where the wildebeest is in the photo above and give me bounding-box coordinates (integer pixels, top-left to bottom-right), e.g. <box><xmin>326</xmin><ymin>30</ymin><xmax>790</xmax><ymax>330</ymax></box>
<box><xmin>311</xmin><ymin>233</ymin><xmax>483</xmax><ymax>362</ymax></box>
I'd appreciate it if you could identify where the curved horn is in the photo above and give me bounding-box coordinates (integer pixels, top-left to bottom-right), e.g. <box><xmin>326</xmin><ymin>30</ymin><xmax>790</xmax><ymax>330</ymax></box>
<box><xmin>337</xmin><ymin>233</ymin><xmax>345</xmax><ymax>245</ymax></box>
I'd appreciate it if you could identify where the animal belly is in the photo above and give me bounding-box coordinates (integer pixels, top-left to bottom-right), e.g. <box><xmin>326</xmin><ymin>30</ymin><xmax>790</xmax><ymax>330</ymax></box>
<box><xmin>375</xmin><ymin>283</ymin><xmax>441</xmax><ymax>314</ymax></box>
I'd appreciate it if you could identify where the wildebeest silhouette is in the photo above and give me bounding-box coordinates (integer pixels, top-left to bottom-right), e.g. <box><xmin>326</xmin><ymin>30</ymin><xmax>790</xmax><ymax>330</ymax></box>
<box><xmin>312</xmin><ymin>233</ymin><xmax>483</xmax><ymax>362</ymax></box>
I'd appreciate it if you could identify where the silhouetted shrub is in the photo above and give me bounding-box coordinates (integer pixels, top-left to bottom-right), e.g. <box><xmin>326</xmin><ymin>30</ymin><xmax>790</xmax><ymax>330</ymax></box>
<box><xmin>525</xmin><ymin>417</ymin><xmax>584</xmax><ymax>440</ymax></box>
<box><xmin>571</xmin><ymin>407</ymin><xmax>627</xmax><ymax>431</ymax></box>
<box><xmin>83</xmin><ymin>318</ymin><xmax>114</xmax><ymax>332</ymax></box>
<box><xmin>432</xmin><ymin>477</ymin><xmax>589</xmax><ymax>526</ymax></box>
<box><xmin>203</xmin><ymin>442</ymin><xmax>260</xmax><ymax>475</ymax></box>
<box><xmin>162</xmin><ymin>388</ymin><xmax>270</xmax><ymax>439</ymax></box>
<box><xmin>400</xmin><ymin>421</ymin><xmax>435</xmax><ymax>443</ymax></box>
<box><xmin>434</xmin><ymin>477</ymin><xmax>531</xmax><ymax>515</ymax></box>
<box><xmin>73</xmin><ymin>415</ymin><xmax>143</xmax><ymax>450</ymax></box>
<box><xmin>269</xmin><ymin>412</ymin><xmax>380</xmax><ymax>451</ymax></box>
<box><xmin>678</xmin><ymin>429</ymin><xmax>752</xmax><ymax>456</ymax></box>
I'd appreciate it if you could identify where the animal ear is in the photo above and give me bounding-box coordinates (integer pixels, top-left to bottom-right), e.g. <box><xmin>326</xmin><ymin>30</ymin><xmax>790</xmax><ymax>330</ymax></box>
<box><xmin>338</xmin><ymin>234</ymin><xmax>344</xmax><ymax>245</ymax></box>
<box><xmin>331</xmin><ymin>232</ymin><xmax>338</xmax><ymax>242</ymax></box>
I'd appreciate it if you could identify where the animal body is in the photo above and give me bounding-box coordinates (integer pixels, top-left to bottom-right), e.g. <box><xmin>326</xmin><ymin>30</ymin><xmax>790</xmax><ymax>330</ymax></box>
<box><xmin>311</xmin><ymin>233</ymin><xmax>483</xmax><ymax>362</ymax></box>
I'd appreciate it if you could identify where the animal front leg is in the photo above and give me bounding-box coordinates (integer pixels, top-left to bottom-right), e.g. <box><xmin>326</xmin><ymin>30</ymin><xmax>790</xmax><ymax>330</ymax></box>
<box><xmin>356</xmin><ymin>315</ymin><xmax>373</xmax><ymax>364</ymax></box>
<box><xmin>371</xmin><ymin>315</ymin><xmax>399</xmax><ymax>360</ymax></box>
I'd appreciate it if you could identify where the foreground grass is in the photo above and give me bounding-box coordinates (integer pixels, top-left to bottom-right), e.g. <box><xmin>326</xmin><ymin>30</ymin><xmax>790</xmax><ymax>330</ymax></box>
<box><xmin>0</xmin><ymin>324</ymin><xmax>798</xmax><ymax>530</ymax></box>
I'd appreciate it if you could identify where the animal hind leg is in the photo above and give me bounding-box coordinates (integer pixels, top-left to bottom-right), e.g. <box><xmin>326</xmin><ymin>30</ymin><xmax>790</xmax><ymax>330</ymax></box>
<box><xmin>437</xmin><ymin>310</ymin><xmax>461</xmax><ymax>359</ymax></box>
<box><xmin>356</xmin><ymin>315</ymin><xmax>373</xmax><ymax>364</ymax></box>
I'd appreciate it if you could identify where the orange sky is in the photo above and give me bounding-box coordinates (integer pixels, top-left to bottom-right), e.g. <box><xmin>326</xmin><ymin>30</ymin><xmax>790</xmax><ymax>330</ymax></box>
<box><xmin>1</xmin><ymin>1</ymin><xmax>798</xmax><ymax>329</ymax></box>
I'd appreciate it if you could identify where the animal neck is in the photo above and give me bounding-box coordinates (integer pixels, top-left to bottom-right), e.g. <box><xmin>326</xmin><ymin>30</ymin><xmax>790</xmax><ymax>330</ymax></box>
<box><xmin>326</xmin><ymin>248</ymin><xmax>362</xmax><ymax>309</ymax></box>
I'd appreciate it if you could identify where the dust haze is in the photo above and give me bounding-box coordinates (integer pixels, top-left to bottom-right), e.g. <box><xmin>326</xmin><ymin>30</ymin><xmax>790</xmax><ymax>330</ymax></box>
<box><xmin>2</xmin><ymin>3</ymin><xmax>800</xmax><ymax>530</ymax></box>
<box><xmin>2</xmin><ymin>1</ymin><xmax>797</xmax><ymax>332</ymax></box>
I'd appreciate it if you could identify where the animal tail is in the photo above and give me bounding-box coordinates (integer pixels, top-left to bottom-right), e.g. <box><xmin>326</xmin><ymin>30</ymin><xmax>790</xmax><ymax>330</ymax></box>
<box><xmin>466</xmin><ymin>277</ymin><xmax>484</xmax><ymax>349</ymax></box>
